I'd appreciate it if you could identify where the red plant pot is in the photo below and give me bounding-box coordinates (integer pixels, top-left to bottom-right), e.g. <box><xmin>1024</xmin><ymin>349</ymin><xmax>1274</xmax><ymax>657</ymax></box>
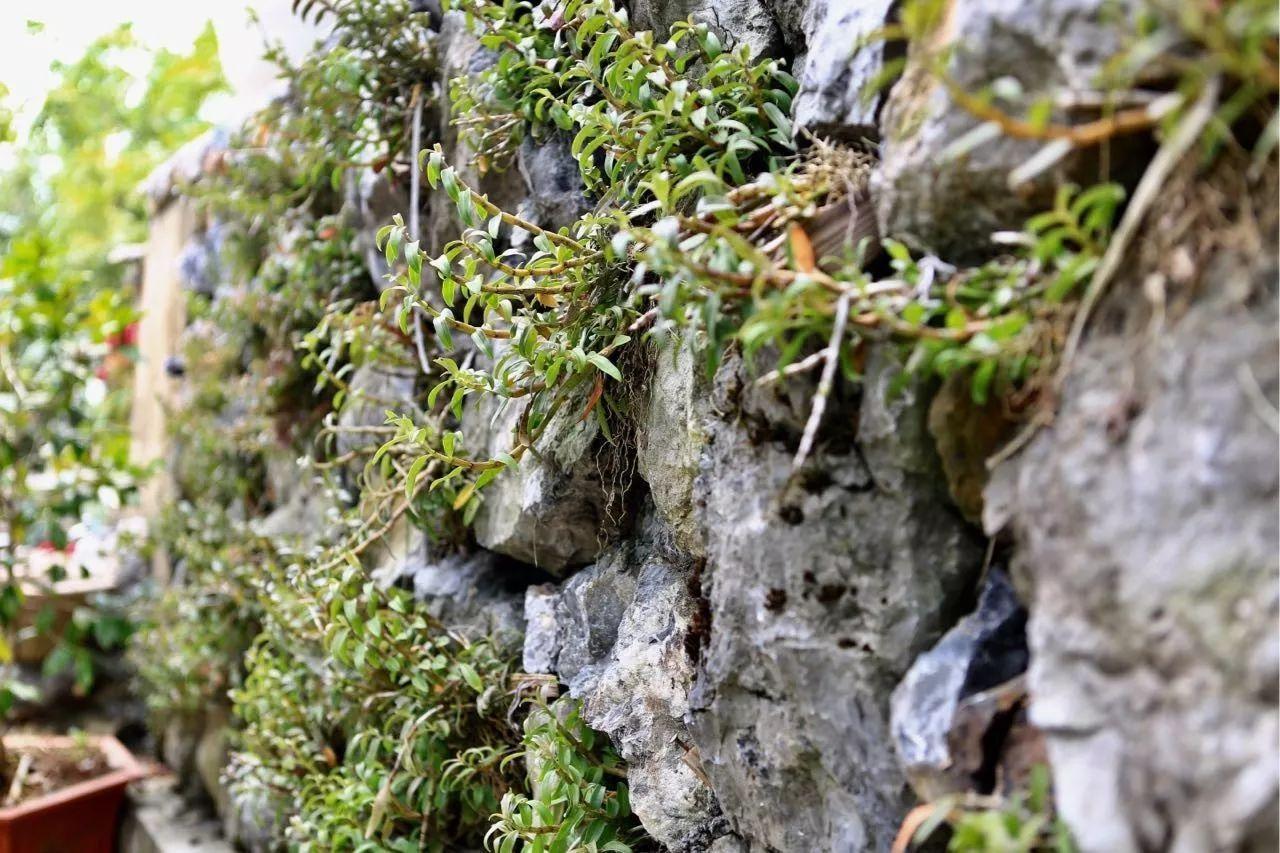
<box><xmin>0</xmin><ymin>734</ymin><xmax>145</xmax><ymax>853</ymax></box>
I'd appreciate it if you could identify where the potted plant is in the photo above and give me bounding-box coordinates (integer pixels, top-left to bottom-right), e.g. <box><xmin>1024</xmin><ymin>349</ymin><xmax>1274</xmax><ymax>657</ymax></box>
<box><xmin>0</xmin><ymin>732</ymin><xmax>144</xmax><ymax>853</ymax></box>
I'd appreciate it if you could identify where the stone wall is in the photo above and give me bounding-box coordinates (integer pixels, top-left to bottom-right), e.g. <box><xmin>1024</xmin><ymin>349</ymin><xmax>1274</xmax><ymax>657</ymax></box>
<box><xmin>182</xmin><ymin>1</ymin><xmax>1278</xmax><ymax>850</ymax></box>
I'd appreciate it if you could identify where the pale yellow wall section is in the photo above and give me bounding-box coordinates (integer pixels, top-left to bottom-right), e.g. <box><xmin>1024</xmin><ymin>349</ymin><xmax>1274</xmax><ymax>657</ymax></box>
<box><xmin>130</xmin><ymin>197</ymin><xmax>196</xmax><ymax>583</ymax></box>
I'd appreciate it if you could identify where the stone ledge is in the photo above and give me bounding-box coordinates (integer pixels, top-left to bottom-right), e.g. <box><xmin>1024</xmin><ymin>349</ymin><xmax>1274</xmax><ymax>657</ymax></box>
<box><xmin>120</xmin><ymin>776</ymin><xmax>233</xmax><ymax>853</ymax></box>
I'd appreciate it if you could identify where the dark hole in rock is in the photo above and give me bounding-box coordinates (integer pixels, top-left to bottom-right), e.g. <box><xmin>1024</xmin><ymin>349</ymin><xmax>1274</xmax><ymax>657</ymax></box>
<box><xmin>764</xmin><ymin>588</ymin><xmax>788</xmax><ymax>611</ymax></box>
<box><xmin>817</xmin><ymin>584</ymin><xmax>845</xmax><ymax>604</ymax></box>
<box><xmin>777</xmin><ymin>504</ymin><xmax>804</xmax><ymax>525</ymax></box>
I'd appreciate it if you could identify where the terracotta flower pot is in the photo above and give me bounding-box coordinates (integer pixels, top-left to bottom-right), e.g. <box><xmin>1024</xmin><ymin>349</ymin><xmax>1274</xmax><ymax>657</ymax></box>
<box><xmin>0</xmin><ymin>734</ymin><xmax>145</xmax><ymax>853</ymax></box>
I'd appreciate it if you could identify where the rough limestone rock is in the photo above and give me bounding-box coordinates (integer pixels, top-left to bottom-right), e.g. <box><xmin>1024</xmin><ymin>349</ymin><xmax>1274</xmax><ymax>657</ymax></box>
<box><xmin>366</xmin><ymin>512</ymin><xmax>528</xmax><ymax>653</ymax></box>
<box><xmin>523</xmin><ymin>510</ymin><xmax>727</xmax><ymax>850</ymax></box>
<box><xmin>427</xmin><ymin>11</ymin><xmax>527</xmax><ymax>260</ymax></box>
<box><xmin>875</xmin><ymin>0</ymin><xmax>1138</xmax><ymax>258</ymax></box>
<box><xmin>985</xmin><ymin>224</ymin><xmax>1279</xmax><ymax>849</ymax></box>
<box><xmin>516</xmin><ymin>135</ymin><xmax>592</xmax><ymax>234</ymax></box>
<box><xmin>688</xmin><ymin>347</ymin><xmax>983</xmax><ymax>852</ymax></box>
<box><xmin>254</xmin><ymin>454</ymin><xmax>335</xmax><ymax>543</ymax></box>
<box><xmin>890</xmin><ymin>569</ymin><xmax>1029</xmax><ymax>800</ymax></box>
<box><xmin>464</xmin><ymin>390</ymin><xmax>615</xmax><ymax>574</ymax></box>
<box><xmin>521</xmin><ymin>584</ymin><xmax>559</xmax><ymax>674</ymax></box>
<box><xmin>635</xmin><ymin>334</ymin><xmax>710</xmax><ymax>556</ymax></box>
<box><xmin>348</xmin><ymin>168</ymin><xmax>407</xmax><ymax>292</ymax></box>
<box><xmin>630</xmin><ymin>0</ymin><xmax>782</xmax><ymax>58</ymax></box>
<box><xmin>756</xmin><ymin>0</ymin><xmax>807</xmax><ymax>58</ymax></box>
<box><xmin>792</xmin><ymin>0</ymin><xmax>896</xmax><ymax>139</ymax></box>
<box><xmin>335</xmin><ymin>360</ymin><xmax>417</xmax><ymax>458</ymax></box>
<box><xmin>407</xmin><ymin>549</ymin><xmax>529</xmax><ymax>654</ymax></box>
<box><xmin>367</xmin><ymin>513</ymin><xmax>429</xmax><ymax>591</ymax></box>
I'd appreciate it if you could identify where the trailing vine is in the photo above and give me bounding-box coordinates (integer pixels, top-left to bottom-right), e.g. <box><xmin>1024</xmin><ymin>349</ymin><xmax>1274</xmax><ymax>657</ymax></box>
<box><xmin>134</xmin><ymin>2</ymin><xmax>642</xmax><ymax>850</ymax></box>
<box><xmin>376</xmin><ymin>0</ymin><xmax>1138</xmax><ymax>499</ymax></box>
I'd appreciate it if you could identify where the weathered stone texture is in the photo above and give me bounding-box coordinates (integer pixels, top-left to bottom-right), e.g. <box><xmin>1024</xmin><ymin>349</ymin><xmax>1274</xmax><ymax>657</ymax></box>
<box><xmin>985</xmin><ymin>224</ymin><xmax>1280</xmax><ymax>850</ymax></box>
<box><xmin>891</xmin><ymin>570</ymin><xmax>1031</xmax><ymax>801</ymax></box>
<box><xmin>687</xmin><ymin>349</ymin><xmax>982</xmax><ymax>852</ymax></box>
<box><xmin>630</xmin><ymin>0</ymin><xmax>783</xmax><ymax>59</ymax></box>
<box><xmin>522</xmin><ymin>509</ymin><xmax>726</xmax><ymax>851</ymax></box>
<box><xmin>792</xmin><ymin>0</ymin><xmax>895</xmax><ymax>138</ymax></box>
<box><xmin>875</xmin><ymin>0</ymin><xmax>1139</xmax><ymax>258</ymax></box>
<box><xmin>334</xmin><ymin>361</ymin><xmax>417</xmax><ymax>459</ymax></box>
<box><xmin>635</xmin><ymin>335</ymin><xmax>710</xmax><ymax>556</ymax></box>
<box><xmin>464</xmin><ymin>390</ymin><xmax>615</xmax><ymax>574</ymax></box>
<box><xmin>377</xmin><ymin>536</ymin><xmax>529</xmax><ymax>654</ymax></box>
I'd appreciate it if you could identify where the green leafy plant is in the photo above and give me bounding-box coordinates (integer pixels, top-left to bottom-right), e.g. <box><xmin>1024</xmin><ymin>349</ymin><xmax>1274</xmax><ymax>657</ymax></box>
<box><xmin>486</xmin><ymin>697</ymin><xmax>643</xmax><ymax>853</ymax></box>
<box><xmin>374</xmin><ymin>0</ymin><xmax>1136</xmax><ymax>499</ymax></box>
<box><xmin>907</xmin><ymin>767</ymin><xmax>1076</xmax><ymax>853</ymax></box>
<box><xmin>0</xmin><ymin>24</ymin><xmax>225</xmax><ymax>731</ymax></box>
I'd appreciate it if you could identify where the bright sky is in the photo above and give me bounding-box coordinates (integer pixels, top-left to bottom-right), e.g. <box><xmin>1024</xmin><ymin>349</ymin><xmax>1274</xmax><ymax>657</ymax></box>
<box><xmin>0</xmin><ymin>0</ymin><xmax>325</xmax><ymax>134</ymax></box>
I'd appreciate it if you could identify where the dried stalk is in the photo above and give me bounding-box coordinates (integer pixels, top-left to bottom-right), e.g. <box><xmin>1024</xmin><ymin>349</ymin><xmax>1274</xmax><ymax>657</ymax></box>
<box><xmin>793</xmin><ymin>291</ymin><xmax>851</xmax><ymax>472</ymax></box>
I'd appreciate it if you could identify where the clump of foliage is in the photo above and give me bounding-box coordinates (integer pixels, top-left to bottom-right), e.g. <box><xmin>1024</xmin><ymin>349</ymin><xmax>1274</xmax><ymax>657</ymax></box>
<box><xmin>373</xmin><ymin>0</ymin><xmax>1277</xmax><ymax>506</ymax></box>
<box><xmin>131</xmin><ymin>3</ymin><xmax>644</xmax><ymax>851</ymax></box>
<box><xmin>230</xmin><ymin>553</ymin><xmax>516</xmax><ymax>849</ymax></box>
<box><xmin>906</xmin><ymin>767</ymin><xmax>1076</xmax><ymax>853</ymax></box>
<box><xmin>376</xmin><ymin>0</ymin><xmax>1131</xmax><ymax>499</ymax></box>
<box><xmin>222</xmin><ymin>0</ymin><xmax>438</xmax><ymax>223</ymax></box>
<box><xmin>488</xmin><ymin>697</ymin><xmax>643</xmax><ymax>853</ymax></box>
<box><xmin>129</xmin><ymin>504</ymin><xmax>266</xmax><ymax>719</ymax></box>
<box><xmin>376</xmin><ymin>0</ymin><xmax>803</xmax><ymax>498</ymax></box>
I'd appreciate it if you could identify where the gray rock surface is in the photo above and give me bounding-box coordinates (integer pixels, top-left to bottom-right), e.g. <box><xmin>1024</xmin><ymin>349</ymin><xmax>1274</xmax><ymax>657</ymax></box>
<box><xmin>890</xmin><ymin>569</ymin><xmax>1028</xmax><ymax>800</ymax></box>
<box><xmin>408</xmin><ymin>549</ymin><xmax>529</xmax><ymax>654</ymax></box>
<box><xmin>516</xmin><ymin>135</ymin><xmax>592</xmax><ymax>234</ymax></box>
<box><xmin>875</xmin><ymin>0</ymin><xmax>1138</xmax><ymax>258</ymax></box>
<box><xmin>757</xmin><ymin>0</ymin><xmax>807</xmax><ymax>58</ymax></box>
<box><xmin>334</xmin><ymin>360</ymin><xmax>418</xmax><ymax>459</ymax></box>
<box><xmin>366</xmin><ymin>514</ymin><xmax>528</xmax><ymax>654</ymax></box>
<box><xmin>793</xmin><ymin>0</ymin><xmax>896</xmax><ymax>138</ymax></box>
<box><xmin>348</xmin><ymin>168</ymin><xmax>407</xmax><ymax>292</ymax></box>
<box><xmin>522</xmin><ymin>509</ymin><xmax>727</xmax><ymax>850</ymax></box>
<box><xmin>254</xmin><ymin>454</ymin><xmax>334</xmax><ymax>543</ymax></box>
<box><xmin>985</xmin><ymin>236</ymin><xmax>1279</xmax><ymax>850</ymax></box>
<box><xmin>688</xmin><ymin>347</ymin><xmax>983</xmax><ymax>852</ymax></box>
<box><xmin>465</xmin><ymin>390</ymin><xmax>617</xmax><ymax>574</ymax></box>
<box><xmin>630</xmin><ymin>0</ymin><xmax>783</xmax><ymax>59</ymax></box>
<box><xmin>635</xmin><ymin>334</ymin><xmax>710</xmax><ymax>556</ymax></box>
<box><xmin>522</xmin><ymin>583</ymin><xmax>559</xmax><ymax>673</ymax></box>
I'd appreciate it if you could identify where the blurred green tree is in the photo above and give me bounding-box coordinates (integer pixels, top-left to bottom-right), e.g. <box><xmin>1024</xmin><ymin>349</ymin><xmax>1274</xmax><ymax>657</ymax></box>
<box><xmin>0</xmin><ymin>22</ymin><xmax>226</xmax><ymax>713</ymax></box>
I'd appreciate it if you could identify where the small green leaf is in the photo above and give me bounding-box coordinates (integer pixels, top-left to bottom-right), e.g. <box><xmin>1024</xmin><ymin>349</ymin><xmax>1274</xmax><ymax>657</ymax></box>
<box><xmin>405</xmin><ymin>455</ymin><xmax>429</xmax><ymax>498</ymax></box>
<box><xmin>587</xmin><ymin>352</ymin><xmax>621</xmax><ymax>381</ymax></box>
